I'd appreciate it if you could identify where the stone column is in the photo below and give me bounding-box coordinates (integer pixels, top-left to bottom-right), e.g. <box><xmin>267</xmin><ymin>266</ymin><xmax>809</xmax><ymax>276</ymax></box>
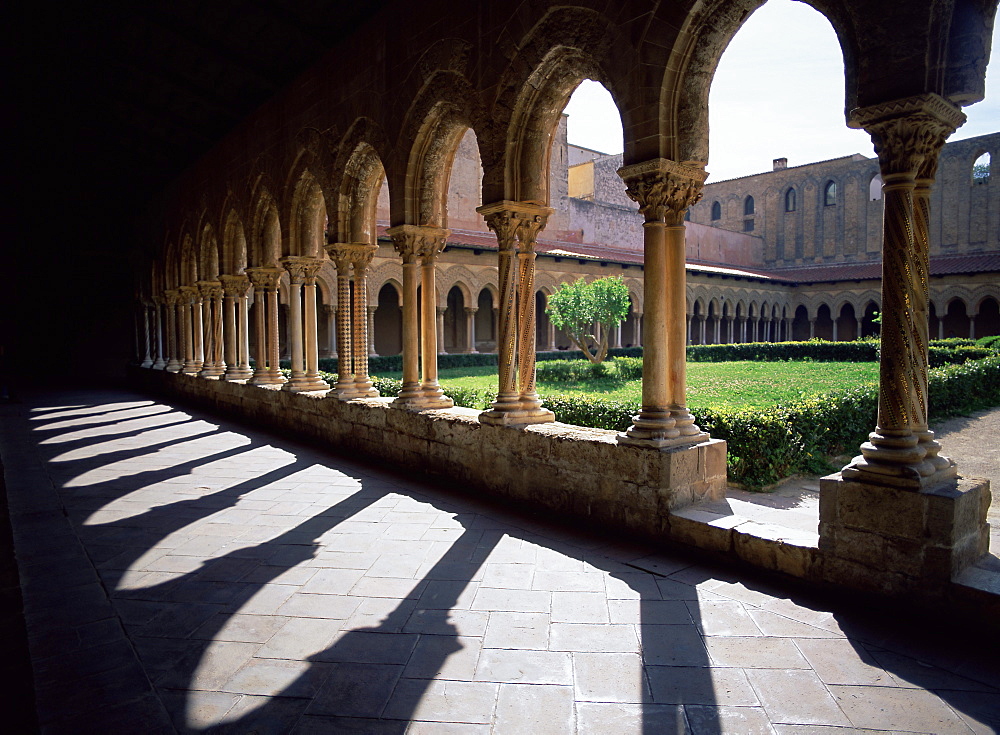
<box><xmin>220</xmin><ymin>275</ymin><xmax>253</xmax><ymax>381</ymax></box>
<box><xmin>246</xmin><ymin>267</ymin><xmax>285</xmax><ymax>386</ymax></box>
<box><xmin>152</xmin><ymin>299</ymin><xmax>167</xmax><ymax>369</ymax></box>
<box><xmin>196</xmin><ymin>282</ymin><xmax>224</xmax><ymax>378</ymax></box>
<box><xmin>368</xmin><ymin>305</ymin><xmax>379</xmax><ymax>357</ymax></box>
<box><xmin>686</xmin><ymin>315</ymin><xmax>692</xmax><ymax>345</ymax></box>
<box><xmin>785</xmin><ymin>317</ymin><xmax>793</xmax><ymax>341</ymax></box>
<box><xmin>841</xmin><ymin>95</ymin><xmax>965</xmax><ymax>488</ymax></box>
<box><xmin>546</xmin><ymin>320</ymin><xmax>556</xmax><ymax>352</ymax></box>
<box><xmin>612</xmin><ymin>321</ymin><xmax>623</xmax><ymax>350</ymax></box>
<box><xmin>387</xmin><ymin>225</ymin><xmax>452</xmax><ymax>408</ymax></box>
<box><xmin>832</xmin><ymin>319</ymin><xmax>839</xmax><ymax>342</ymax></box>
<box><xmin>190</xmin><ymin>287</ymin><xmax>205</xmax><ymax>372</ymax></box>
<box><xmin>464</xmin><ymin>307</ymin><xmax>478</xmax><ymax>353</ymax></box>
<box><xmin>238</xmin><ymin>282</ymin><xmax>252</xmax><ymax>378</ymax></box>
<box><xmin>179</xmin><ymin>286</ymin><xmax>199</xmax><ymax>374</ymax></box>
<box><xmin>163</xmin><ymin>291</ymin><xmax>181</xmax><ymax>372</ymax></box>
<box><xmin>280</xmin><ymin>257</ymin><xmax>307</xmax><ymax>389</ymax></box>
<box><xmin>808</xmin><ymin>318</ymin><xmax>816</xmax><ymax>339</ymax></box>
<box><xmin>436</xmin><ymin>307</ymin><xmax>447</xmax><ymax>355</ymax></box>
<box><xmin>968</xmin><ymin>316</ymin><xmax>976</xmax><ymax>340</ymax></box>
<box><xmin>857</xmin><ymin>318</ymin><xmax>864</xmax><ymax>339</ymax></box>
<box><xmin>820</xmin><ymin>94</ymin><xmax>989</xmax><ymax>593</ymax></box>
<box><xmin>477</xmin><ymin>202</ymin><xmax>554</xmax><ymax>425</ymax></box>
<box><xmin>301</xmin><ymin>260</ymin><xmax>330</xmax><ymax>392</ymax></box>
<box><xmin>325</xmin><ymin>243</ymin><xmax>379</xmax><ymax>398</ymax></box>
<box><xmin>698</xmin><ymin>315</ymin><xmax>707</xmax><ymax>345</ymax></box>
<box><xmin>139</xmin><ymin>303</ymin><xmax>153</xmax><ymax>368</ymax></box>
<box><xmin>323</xmin><ymin>304</ymin><xmax>337</xmax><ymax>358</ymax></box>
<box><xmin>617</xmin><ymin>160</ymin><xmax>709</xmax><ymax>447</ymax></box>
<box><xmin>634</xmin><ymin>313</ymin><xmax>642</xmax><ymax>347</ymax></box>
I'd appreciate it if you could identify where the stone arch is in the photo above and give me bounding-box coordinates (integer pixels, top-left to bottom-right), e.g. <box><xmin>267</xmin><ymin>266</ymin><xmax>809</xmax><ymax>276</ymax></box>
<box><xmin>222</xmin><ymin>209</ymin><xmax>248</xmax><ymax>275</ymax></box>
<box><xmin>396</xmin><ymin>72</ymin><xmax>485</xmax><ymax>228</ymax></box>
<box><xmin>286</xmin><ymin>166</ymin><xmax>328</xmax><ymax>258</ymax></box>
<box><xmin>663</xmin><ymin>0</ymin><xmax>859</xmax><ymax>165</ymax></box>
<box><xmin>198</xmin><ymin>222</ymin><xmax>221</xmax><ymax>281</ymax></box>
<box><xmin>366</xmin><ymin>260</ymin><xmax>404</xmax><ymax>304</ymax></box>
<box><xmin>179</xmin><ymin>232</ymin><xmax>197</xmax><ymax>286</ymax></box>
<box><xmin>249</xmin><ymin>181</ymin><xmax>282</xmax><ymax>267</ymax></box>
<box><xmin>487</xmin><ymin>7</ymin><xmax>625</xmax><ymax>204</ymax></box>
<box><xmin>331</xmin><ymin>119</ymin><xmax>390</xmax><ymax>245</ymax></box>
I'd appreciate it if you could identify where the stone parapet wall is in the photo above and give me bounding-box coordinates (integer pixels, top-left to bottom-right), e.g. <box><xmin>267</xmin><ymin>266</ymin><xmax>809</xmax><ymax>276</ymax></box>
<box><xmin>136</xmin><ymin>370</ymin><xmax>727</xmax><ymax>542</ymax></box>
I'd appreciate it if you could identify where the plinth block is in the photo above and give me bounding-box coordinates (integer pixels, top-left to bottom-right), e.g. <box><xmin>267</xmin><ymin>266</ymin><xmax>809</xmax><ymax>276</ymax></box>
<box><xmin>819</xmin><ymin>472</ymin><xmax>991</xmax><ymax>594</ymax></box>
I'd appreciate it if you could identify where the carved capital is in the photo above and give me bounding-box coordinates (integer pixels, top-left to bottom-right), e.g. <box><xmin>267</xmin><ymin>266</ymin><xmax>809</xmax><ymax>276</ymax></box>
<box><xmin>178</xmin><ymin>285</ymin><xmax>200</xmax><ymax>303</ymax></box>
<box><xmin>218</xmin><ymin>274</ymin><xmax>251</xmax><ymax>298</ymax></box>
<box><xmin>849</xmin><ymin>94</ymin><xmax>965</xmax><ymax>178</ymax></box>
<box><xmin>281</xmin><ymin>255</ymin><xmax>324</xmax><ymax>283</ymax></box>
<box><xmin>196</xmin><ymin>280</ymin><xmax>221</xmax><ymax>299</ymax></box>
<box><xmin>477</xmin><ymin>201</ymin><xmax>552</xmax><ymax>253</ymax></box>
<box><xmin>163</xmin><ymin>289</ymin><xmax>180</xmax><ymax>306</ymax></box>
<box><xmin>464</xmin><ymin>307</ymin><xmax>478</xmax><ymax>315</ymax></box>
<box><xmin>245</xmin><ymin>266</ymin><xmax>283</xmax><ymax>290</ymax></box>
<box><xmin>386</xmin><ymin>224</ymin><xmax>449</xmax><ymax>262</ymax></box>
<box><xmin>325</xmin><ymin>242</ymin><xmax>377</xmax><ymax>270</ymax></box>
<box><xmin>617</xmin><ymin>159</ymin><xmax>707</xmax><ymax>226</ymax></box>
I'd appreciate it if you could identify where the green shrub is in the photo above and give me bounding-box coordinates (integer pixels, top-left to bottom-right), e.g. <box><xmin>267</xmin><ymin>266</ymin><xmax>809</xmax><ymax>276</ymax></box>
<box><xmin>686</xmin><ymin>340</ymin><xmax>878</xmax><ymax>363</ymax></box>
<box><xmin>930</xmin><ymin>337</ymin><xmax>976</xmax><ymax>347</ymax></box>
<box><xmin>928</xmin><ymin>345</ymin><xmax>994</xmax><ymax>367</ymax></box>
<box><xmin>536</xmin><ymin>359</ymin><xmax>615</xmax><ymax>383</ymax></box>
<box><xmin>975</xmin><ymin>335</ymin><xmax>1000</xmax><ymax>350</ymax></box>
<box><xmin>611</xmin><ymin>356</ymin><xmax>643</xmax><ymax>380</ymax></box>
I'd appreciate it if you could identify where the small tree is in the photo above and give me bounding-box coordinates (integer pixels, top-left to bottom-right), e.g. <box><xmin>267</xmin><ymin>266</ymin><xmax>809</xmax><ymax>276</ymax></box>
<box><xmin>546</xmin><ymin>276</ymin><xmax>631</xmax><ymax>363</ymax></box>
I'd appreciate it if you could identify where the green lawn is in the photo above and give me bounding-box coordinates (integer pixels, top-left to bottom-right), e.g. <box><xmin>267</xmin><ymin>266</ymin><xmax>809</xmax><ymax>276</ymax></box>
<box><xmin>375</xmin><ymin>360</ymin><xmax>880</xmax><ymax>409</ymax></box>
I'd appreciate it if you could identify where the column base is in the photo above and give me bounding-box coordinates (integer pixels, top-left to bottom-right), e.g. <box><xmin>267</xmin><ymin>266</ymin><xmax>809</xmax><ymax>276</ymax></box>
<box><xmin>283</xmin><ymin>377</ymin><xmax>331</xmax><ymax>394</ymax></box>
<box><xmin>152</xmin><ymin>359</ymin><xmax>167</xmax><ymax>370</ymax></box>
<box><xmin>393</xmin><ymin>394</ymin><xmax>455</xmax><ymax>410</ymax></box>
<box><xmin>224</xmin><ymin>367</ymin><xmax>254</xmax><ymax>382</ymax></box>
<box><xmin>841</xmin><ymin>449</ymin><xmax>957</xmax><ymax>491</ymax></box>
<box><xmin>819</xmin><ymin>472</ymin><xmax>991</xmax><ymax>594</ymax></box>
<box><xmin>199</xmin><ymin>367</ymin><xmax>225</xmax><ymax>379</ymax></box>
<box><xmin>140</xmin><ymin>359</ymin><xmax>153</xmax><ymax>368</ymax></box>
<box><xmin>165</xmin><ymin>361</ymin><xmax>183</xmax><ymax>373</ymax></box>
<box><xmin>249</xmin><ymin>371</ymin><xmax>286</xmax><ymax>386</ymax></box>
<box><xmin>618</xmin><ymin>431</ymin><xmax>707</xmax><ymax>450</ymax></box>
<box><xmin>479</xmin><ymin>405</ymin><xmax>555</xmax><ymax>426</ymax></box>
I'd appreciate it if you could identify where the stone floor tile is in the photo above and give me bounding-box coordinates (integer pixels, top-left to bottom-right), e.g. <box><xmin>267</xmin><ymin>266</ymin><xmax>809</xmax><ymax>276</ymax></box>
<box><xmin>255</xmin><ymin>617</ymin><xmax>341</xmax><ymax>660</ymax></box>
<box><xmin>692</xmin><ymin>599</ymin><xmax>766</xmax><ymax>636</ymax></box>
<box><xmin>158</xmin><ymin>640</ymin><xmax>260</xmax><ymax>691</ymax></box>
<box><xmin>829</xmin><ymin>684</ymin><xmax>977</xmax><ymax>733</ymax></box>
<box><xmin>685</xmin><ymin>705</ymin><xmax>777</xmax><ymax>734</ymax></box>
<box><xmin>158</xmin><ymin>689</ymin><xmax>243</xmax><ymax>731</ymax></box>
<box><xmin>306</xmin><ymin>663</ymin><xmax>403</xmax><ymax>718</ymax></box>
<box><xmin>404</xmin><ymin>608</ymin><xmax>490</xmax><ymax>637</ymax></box>
<box><xmin>474</xmin><ymin>648</ymin><xmax>573</xmax><ymax>685</ymax></box>
<box><xmin>402</xmin><ymin>634</ymin><xmax>482</xmax><ymax>680</ymax></box>
<box><xmin>605</xmin><ymin>570</ymin><xmax>664</xmax><ymax>599</ymax></box>
<box><xmin>293</xmin><ymin>714</ymin><xmax>408</xmax><ymax>734</ymax></box>
<box><xmin>532</xmin><ymin>569</ymin><xmax>606</xmax><ymax>592</ymax></box>
<box><xmin>300</xmin><ymin>567</ymin><xmax>366</xmax><ymax>594</ymax></box>
<box><xmin>574</xmin><ymin>652</ymin><xmax>649</xmax><ymax>702</ymax></box>
<box><xmin>576</xmin><ymin>702</ymin><xmax>688</xmax><ymax>735</ymax></box>
<box><xmin>235</xmin><ymin>583</ymin><xmax>299</xmax><ymax>615</ymax></box>
<box><xmin>221</xmin><ymin>657</ymin><xmax>331</xmax><ymax>697</ymax></box>
<box><xmin>276</xmin><ymin>591</ymin><xmax>363</xmax><ymax>619</ymax></box>
<box><xmin>383</xmin><ymin>678</ymin><xmax>500</xmax><ymax>724</ymax></box>
<box><xmin>706</xmin><ymin>636</ymin><xmax>810</xmax><ymax>668</ymax></box>
<box><xmin>794</xmin><ymin>638</ymin><xmax>897</xmax><ymax>686</ymax></box>
<box><xmin>313</xmin><ymin>630</ymin><xmax>419</xmax><ymax>665</ymax></box>
<box><xmin>482</xmin><ymin>611</ymin><xmax>550</xmax><ymax>650</ymax></box>
<box><xmin>212</xmin><ymin>694</ymin><xmax>312</xmax><ymax>734</ymax></box>
<box><xmin>405</xmin><ymin>722</ymin><xmax>491</xmax><ymax>734</ymax></box>
<box><xmin>479</xmin><ymin>562</ymin><xmax>535</xmax><ymax>589</ymax></box>
<box><xmin>414</xmin><ymin>579</ymin><xmax>479</xmax><ymax>609</ymax></box>
<box><xmin>549</xmin><ymin>623</ymin><xmax>640</xmax><ymax>653</ymax></box>
<box><xmin>639</xmin><ymin>624</ymin><xmax>712</xmax><ymax>666</ymax></box>
<box><xmin>866</xmin><ymin>648</ymin><xmax>1000</xmax><ymax>693</ymax></box>
<box><xmin>552</xmin><ymin>590</ymin><xmax>611</xmax><ymax>623</ymax></box>
<box><xmin>494</xmin><ymin>682</ymin><xmax>575</xmax><ymax>733</ymax></box>
<box><xmin>746</xmin><ymin>669</ymin><xmax>852</xmax><ymax>726</ymax></box>
<box><xmin>471</xmin><ymin>586</ymin><xmax>550</xmax><ymax>613</ymax></box>
<box><xmin>344</xmin><ymin>596</ymin><xmax>418</xmax><ymax>632</ymax></box>
<box><xmin>349</xmin><ymin>574</ymin><xmax>424</xmax><ymax>600</ymax></box>
<box><xmin>747</xmin><ymin>608</ymin><xmax>843</xmax><ymax>638</ymax></box>
<box><xmin>647</xmin><ymin>665</ymin><xmax>760</xmax><ymax>706</ymax></box>
<box><xmin>609</xmin><ymin>598</ymin><xmax>694</xmax><ymax>625</ymax></box>
<box><xmin>935</xmin><ymin>690</ymin><xmax>1000</xmax><ymax>734</ymax></box>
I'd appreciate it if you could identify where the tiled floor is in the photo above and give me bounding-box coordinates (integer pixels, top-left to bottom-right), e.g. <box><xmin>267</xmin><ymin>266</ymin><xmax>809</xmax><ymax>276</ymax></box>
<box><xmin>2</xmin><ymin>389</ymin><xmax>998</xmax><ymax>734</ymax></box>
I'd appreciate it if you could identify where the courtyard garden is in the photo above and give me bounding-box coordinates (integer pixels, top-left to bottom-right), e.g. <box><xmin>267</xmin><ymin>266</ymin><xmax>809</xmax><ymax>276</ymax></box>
<box><xmin>307</xmin><ymin>336</ymin><xmax>1000</xmax><ymax>490</ymax></box>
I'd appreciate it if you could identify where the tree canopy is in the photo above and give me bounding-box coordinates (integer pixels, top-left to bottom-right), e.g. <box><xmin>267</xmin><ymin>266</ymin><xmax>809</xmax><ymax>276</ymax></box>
<box><xmin>545</xmin><ymin>276</ymin><xmax>631</xmax><ymax>363</ymax></box>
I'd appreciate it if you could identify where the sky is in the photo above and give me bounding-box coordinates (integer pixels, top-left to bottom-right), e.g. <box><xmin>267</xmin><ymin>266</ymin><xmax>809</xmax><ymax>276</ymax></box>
<box><xmin>562</xmin><ymin>0</ymin><xmax>999</xmax><ymax>183</ymax></box>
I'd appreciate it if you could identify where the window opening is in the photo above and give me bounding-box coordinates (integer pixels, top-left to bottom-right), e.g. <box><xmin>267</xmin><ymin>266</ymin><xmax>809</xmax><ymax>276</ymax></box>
<box><xmin>973</xmin><ymin>152</ymin><xmax>990</xmax><ymax>184</ymax></box>
<box><xmin>824</xmin><ymin>180</ymin><xmax>837</xmax><ymax>206</ymax></box>
<box><xmin>711</xmin><ymin>201</ymin><xmax>722</xmax><ymax>220</ymax></box>
<box><xmin>785</xmin><ymin>188</ymin><xmax>796</xmax><ymax>212</ymax></box>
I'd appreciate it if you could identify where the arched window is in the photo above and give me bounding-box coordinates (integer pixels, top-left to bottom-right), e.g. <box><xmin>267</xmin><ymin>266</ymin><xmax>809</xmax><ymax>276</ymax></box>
<box><xmin>744</xmin><ymin>196</ymin><xmax>755</xmax><ymax>215</ymax></box>
<box><xmin>973</xmin><ymin>152</ymin><xmax>991</xmax><ymax>183</ymax></box>
<box><xmin>684</xmin><ymin>209</ymin><xmax>691</xmax><ymax>222</ymax></box>
<box><xmin>824</xmin><ymin>180</ymin><xmax>837</xmax><ymax>206</ymax></box>
<box><xmin>869</xmin><ymin>175</ymin><xmax>882</xmax><ymax>201</ymax></box>
<box><xmin>784</xmin><ymin>188</ymin><xmax>796</xmax><ymax>212</ymax></box>
<box><xmin>711</xmin><ymin>201</ymin><xmax>722</xmax><ymax>220</ymax></box>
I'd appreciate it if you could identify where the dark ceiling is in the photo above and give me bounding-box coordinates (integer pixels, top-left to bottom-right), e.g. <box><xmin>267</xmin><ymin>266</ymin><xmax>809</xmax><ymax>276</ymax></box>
<box><xmin>17</xmin><ymin>0</ymin><xmax>386</xmax><ymax>245</ymax></box>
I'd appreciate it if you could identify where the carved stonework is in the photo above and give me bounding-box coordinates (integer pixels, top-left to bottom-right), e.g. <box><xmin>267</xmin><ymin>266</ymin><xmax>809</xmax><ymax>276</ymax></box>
<box><xmin>617</xmin><ymin>159</ymin><xmax>707</xmax><ymax>226</ymax></box>
<box><xmin>196</xmin><ymin>280</ymin><xmax>222</xmax><ymax>299</ymax></box>
<box><xmin>218</xmin><ymin>274</ymin><xmax>251</xmax><ymax>298</ymax></box>
<box><xmin>245</xmin><ymin>266</ymin><xmax>283</xmax><ymax>290</ymax></box>
<box><xmin>387</xmin><ymin>225</ymin><xmax>449</xmax><ymax>262</ymax></box>
<box><xmin>281</xmin><ymin>255</ymin><xmax>324</xmax><ymax>283</ymax></box>
<box><xmin>850</xmin><ymin>94</ymin><xmax>966</xmax><ymax>177</ymax></box>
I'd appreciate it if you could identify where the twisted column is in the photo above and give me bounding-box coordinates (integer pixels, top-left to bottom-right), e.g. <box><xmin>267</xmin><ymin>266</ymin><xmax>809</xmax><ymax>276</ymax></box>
<box><xmin>387</xmin><ymin>225</ymin><xmax>452</xmax><ymax>408</ymax></box>
<box><xmin>325</xmin><ymin>243</ymin><xmax>379</xmax><ymax>398</ymax></box>
<box><xmin>618</xmin><ymin>160</ymin><xmax>708</xmax><ymax>447</ymax></box>
<box><xmin>179</xmin><ymin>286</ymin><xmax>200</xmax><ymax>375</ymax></box>
<box><xmin>245</xmin><ymin>267</ymin><xmax>285</xmax><ymax>386</ymax></box>
<box><xmin>196</xmin><ymin>281</ymin><xmax>224</xmax><ymax>378</ymax></box>
<box><xmin>220</xmin><ymin>275</ymin><xmax>253</xmax><ymax>381</ymax></box>
<box><xmin>477</xmin><ymin>202</ymin><xmax>554</xmax><ymax>425</ymax></box>
<box><xmin>842</xmin><ymin>94</ymin><xmax>964</xmax><ymax>488</ymax></box>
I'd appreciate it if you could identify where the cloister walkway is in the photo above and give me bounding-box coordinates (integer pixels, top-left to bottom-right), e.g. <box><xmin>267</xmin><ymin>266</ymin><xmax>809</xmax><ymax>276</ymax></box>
<box><xmin>2</xmin><ymin>389</ymin><xmax>998</xmax><ymax>733</ymax></box>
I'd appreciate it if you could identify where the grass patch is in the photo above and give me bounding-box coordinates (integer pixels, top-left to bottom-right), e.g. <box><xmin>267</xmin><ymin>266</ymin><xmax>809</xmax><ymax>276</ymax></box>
<box><xmin>373</xmin><ymin>360</ymin><xmax>880</xmax><ymax>410</ymax></box>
